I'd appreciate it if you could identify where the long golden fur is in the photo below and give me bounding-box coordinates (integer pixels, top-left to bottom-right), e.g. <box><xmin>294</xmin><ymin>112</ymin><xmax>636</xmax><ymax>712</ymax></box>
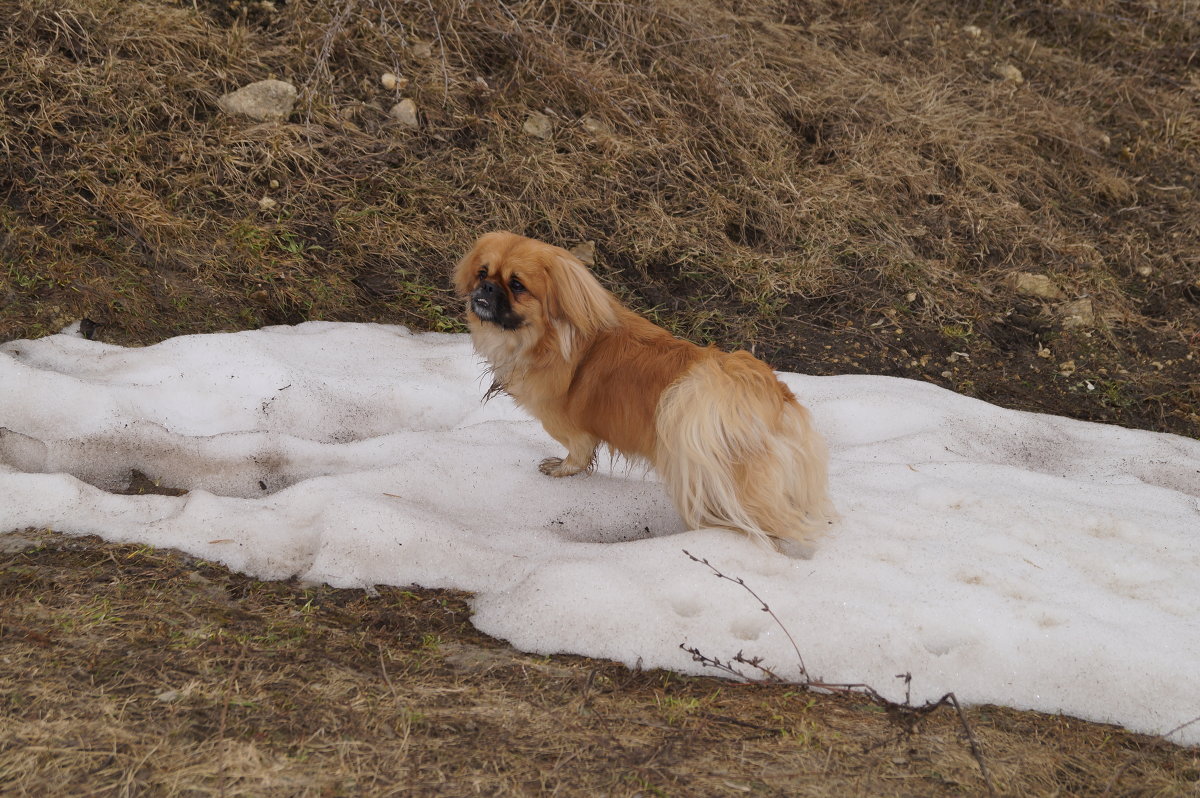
<box><xmin>454</xmin><ymin>231</ymin><xmax>834</xmax><ymax>548</ymax></box>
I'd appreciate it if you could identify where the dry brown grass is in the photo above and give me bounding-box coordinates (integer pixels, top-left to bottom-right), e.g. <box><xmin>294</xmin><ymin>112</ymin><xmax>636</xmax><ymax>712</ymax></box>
<box><xmin>3</xmin><ymin>529</ymin><xmax>1199</xmax><ymax>797</ymax></box>
<box><xmin>1</xmin><ymin>0</ymin><xmax>1197</xmax><ymax>432</ymax></box>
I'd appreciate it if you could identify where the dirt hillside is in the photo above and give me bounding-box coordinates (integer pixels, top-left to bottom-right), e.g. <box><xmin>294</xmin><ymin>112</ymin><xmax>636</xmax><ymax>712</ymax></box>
<box><xmin>2</xmin><ymin>0</ymin><xmax>1197</xmax><ymax>434</ymax></box>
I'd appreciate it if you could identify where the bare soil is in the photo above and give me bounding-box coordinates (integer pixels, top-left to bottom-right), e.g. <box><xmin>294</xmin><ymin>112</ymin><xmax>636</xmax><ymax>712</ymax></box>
<box><xmin>3</xmin><ymin>530</ymin><xmax>1198</xmax><ymax>796</ymax></box>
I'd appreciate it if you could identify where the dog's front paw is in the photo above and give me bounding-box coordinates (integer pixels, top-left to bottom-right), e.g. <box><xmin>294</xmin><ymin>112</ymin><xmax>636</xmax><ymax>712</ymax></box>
<box><xmin>539</xmin><ymin>457</ymin><xmax>585</xmax><ymax>478</ymax></box>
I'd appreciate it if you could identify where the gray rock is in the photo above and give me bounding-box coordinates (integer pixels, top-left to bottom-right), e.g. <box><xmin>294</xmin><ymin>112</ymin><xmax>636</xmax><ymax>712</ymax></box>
<box><xmin>1010</xmin><ymin>272</ymin><xmax>1066</xmax><ymax>301</ymax></box>
<box><xmin>1058</xmin><ymin>298</ymin><xmax>1096</xmax><ymax>328</ymax></box>
<box><xmin>217</xmin><ymin>79</ymin><xmax>297</xmax><ymax>122</ymax></box>
<box><xmin>390</xmin><ymin>98</ymin><xmax>419</xmax><ymax>129</ymax></box>
<box><xmin>581</xmin><ymin>115</ymin><xmax>612</xmax><ymax>136</ymax></box>
<box><xmin>995</xmin><ymin>63</ymin><xmax>1024</xmax><ymax>84</ymax></box>
<box><xmin>523</xmin><ymin>112</ymin><xmax>553</xmax><ymax>139</ymax></box>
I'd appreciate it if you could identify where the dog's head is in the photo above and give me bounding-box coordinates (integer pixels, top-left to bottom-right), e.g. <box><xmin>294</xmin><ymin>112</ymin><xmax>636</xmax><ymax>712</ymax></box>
<box><xmin>453</xmin><ymin>232</ymin><xmax>617</xmax><ymax>359</ymax></box>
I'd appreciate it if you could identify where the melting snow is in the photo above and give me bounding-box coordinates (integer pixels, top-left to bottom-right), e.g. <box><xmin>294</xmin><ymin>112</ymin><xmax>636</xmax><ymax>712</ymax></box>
<box><xmin>2</xmin><ymin>322</ymin><xmax>1198</xmax><ymax>743</ymax></box>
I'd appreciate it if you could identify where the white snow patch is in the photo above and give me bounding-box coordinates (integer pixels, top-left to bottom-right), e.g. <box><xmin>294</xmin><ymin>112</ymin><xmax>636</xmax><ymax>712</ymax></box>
<box><xmin>2</xmin><ymin>322</ymin><xmax>1198</xmax><ymax>743</ymax></box>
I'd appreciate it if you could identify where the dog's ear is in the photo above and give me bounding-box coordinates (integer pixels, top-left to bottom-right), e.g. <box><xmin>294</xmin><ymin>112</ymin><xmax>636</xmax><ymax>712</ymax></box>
<box><xmin>453</xmin><ymin>232</ymin><xmax>509</xmax><ymax>296</ymax></box>
<box><xmin>546</xmin><ymin>253</ymin><xmax>617</xmax><ymax>348</ymax></box>
<box><xmin>452</xmin><ymin>245</ymin><xmax>482</xmax><ymax>297</ymax></box>
<box><xmin>452</xmin><ymin>252</ymin><xmax>477</xmax><ymax>297</ymax></box>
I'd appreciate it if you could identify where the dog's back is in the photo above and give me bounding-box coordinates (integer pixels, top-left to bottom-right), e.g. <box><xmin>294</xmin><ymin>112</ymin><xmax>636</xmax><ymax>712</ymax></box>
<box><xmin>563</xmin><ymin>308</ymin><xmax>703</xmax><ymax>460</ymax></box>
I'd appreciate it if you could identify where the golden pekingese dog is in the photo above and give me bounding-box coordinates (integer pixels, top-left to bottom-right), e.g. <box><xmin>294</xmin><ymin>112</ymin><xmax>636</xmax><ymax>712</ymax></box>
<box><xmin>454</xmin><ymin>232</ymin><xmax>834</xmax><ymax>549</ymax></box>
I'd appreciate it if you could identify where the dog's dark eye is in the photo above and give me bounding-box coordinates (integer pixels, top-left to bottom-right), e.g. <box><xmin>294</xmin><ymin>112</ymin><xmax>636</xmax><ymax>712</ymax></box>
<box><xmin>477</xmin><ymin>266</ymin><xmax>487</xmax><ymax>279</ymax></box>
<box><xmin>509</xmin><ymin>277</ymin><xmax>526</xmax><ymax>294</ymax></box>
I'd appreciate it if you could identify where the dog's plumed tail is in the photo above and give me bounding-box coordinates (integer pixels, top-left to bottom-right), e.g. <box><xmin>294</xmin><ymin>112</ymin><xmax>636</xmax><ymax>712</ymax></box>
<box><xmin>653</xmin><ymin>352</ymin><xmax>834</xmax><ymax>547</ymax></box>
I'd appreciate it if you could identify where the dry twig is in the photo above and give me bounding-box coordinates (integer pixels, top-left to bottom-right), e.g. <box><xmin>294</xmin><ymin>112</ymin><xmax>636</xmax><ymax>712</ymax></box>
<box><xmin>680</xmin><ymin>550</ymin><xmax>998</xmax><ymax>797</ymax></box>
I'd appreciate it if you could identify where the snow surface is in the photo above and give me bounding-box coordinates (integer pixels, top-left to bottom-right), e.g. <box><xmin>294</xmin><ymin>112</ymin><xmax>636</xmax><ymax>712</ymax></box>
<box><xmin>2</xmin><ymin>322</ymin><xmax>1198</xmax><ymax>743</ymax></box>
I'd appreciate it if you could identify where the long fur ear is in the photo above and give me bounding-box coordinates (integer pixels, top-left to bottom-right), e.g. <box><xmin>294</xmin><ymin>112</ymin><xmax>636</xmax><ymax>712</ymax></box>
<box><xmin>452</xmin><ymin>254</ymin><xmax>476</xmax><ymax>297</ymax></box>
<box><xmin>546</xmin><ymin>254</ymin><xmax>617</xmax><ymax>349</ymax></box>
<box><xmin>452</xmin><ymin>231</ymin><xmax>510</xmax><ymax>296</ymax></box>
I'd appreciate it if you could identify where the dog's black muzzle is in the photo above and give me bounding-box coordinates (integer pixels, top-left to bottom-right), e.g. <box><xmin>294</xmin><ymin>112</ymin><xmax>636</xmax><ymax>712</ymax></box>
<box><xmin>471</xmin><ymin>279</ymin><xmax>523</xmax><ymax>330</ymax></box>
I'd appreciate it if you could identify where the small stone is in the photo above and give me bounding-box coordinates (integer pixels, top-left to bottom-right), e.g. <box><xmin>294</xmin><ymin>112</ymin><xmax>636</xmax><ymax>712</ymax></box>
<box><xmin>258</xmin><ymin>195</ymin><xmax>277</xmax><ymax>211</ymax></box>
<box><xmin>390</xmin><ymin>99</ymin><xmax>419</xmax><ymax>128</ymax></box>
<box><xmin>1095</xmin><ymin>173</ymin><xmax>1135</xmax><ymax>203</ymax></box>
<box><xmin>1010</xmin><ymin>272</ymin><xmax>1066</xmax><ymax>301</ymax></box>
<box><xmin>1136</xmin><ymin>265</ymin><xmax>1152</xmax><ymax>277</ymax></box>
<box><xmin>995</xmin><ymin>63</ymin><xmax>1024</xmax><ymax>84</ymax></box>
<box><xmin>523</xmin><ymin>112</ymin><xmax>553</xmax><ymax>139</ymax></box>
<box><xmin>581</xmin><ymin>115</ymin><xmax>611</xmax><ymax>136</ymax></box>
<box><xmin>268</xmin><ymin>179</ymin><xmax>280</xmax><ymax>189</ymax></box>
<box><xmin>962</xmin><ymin>24</ymin><xmax>982</xmax><ymax>38</ymax></box>
<box><xmin>569</xmin><ymin>241</ymin><xmax>596</xmax><ymax>265</ymax></box>
<box><xmin>411</xmin><ymin>41</ymin><xmax>432</xmax><ymax>59</ymax></box>
<box><xmin>217</xmin><ymin>79</ymin><xmax>298</xmax><ymax>123</ymax></box>
<box><xmin>1037</xmin><ymin>346</ymin><xmax>1052</xmax><ymax>359</ymax></box>
<box><xmin>381</xmin><ymin>72</ymin><xmax>399</xmax><ymax>90</ymax></box>
<box><xmin>1058</xmin><ymin>298</ymin><xmax>1095</xmax><ymax>328</ymax></box>
<box><xmin>905</xmin><ymin>291</ymin><xmax>917</xmax><ymax>303</ymax></box>
<box><xmin>1058</xmin><ymin>360</ymin><xmax>1076</xmax><ymax>376</ymax></box>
